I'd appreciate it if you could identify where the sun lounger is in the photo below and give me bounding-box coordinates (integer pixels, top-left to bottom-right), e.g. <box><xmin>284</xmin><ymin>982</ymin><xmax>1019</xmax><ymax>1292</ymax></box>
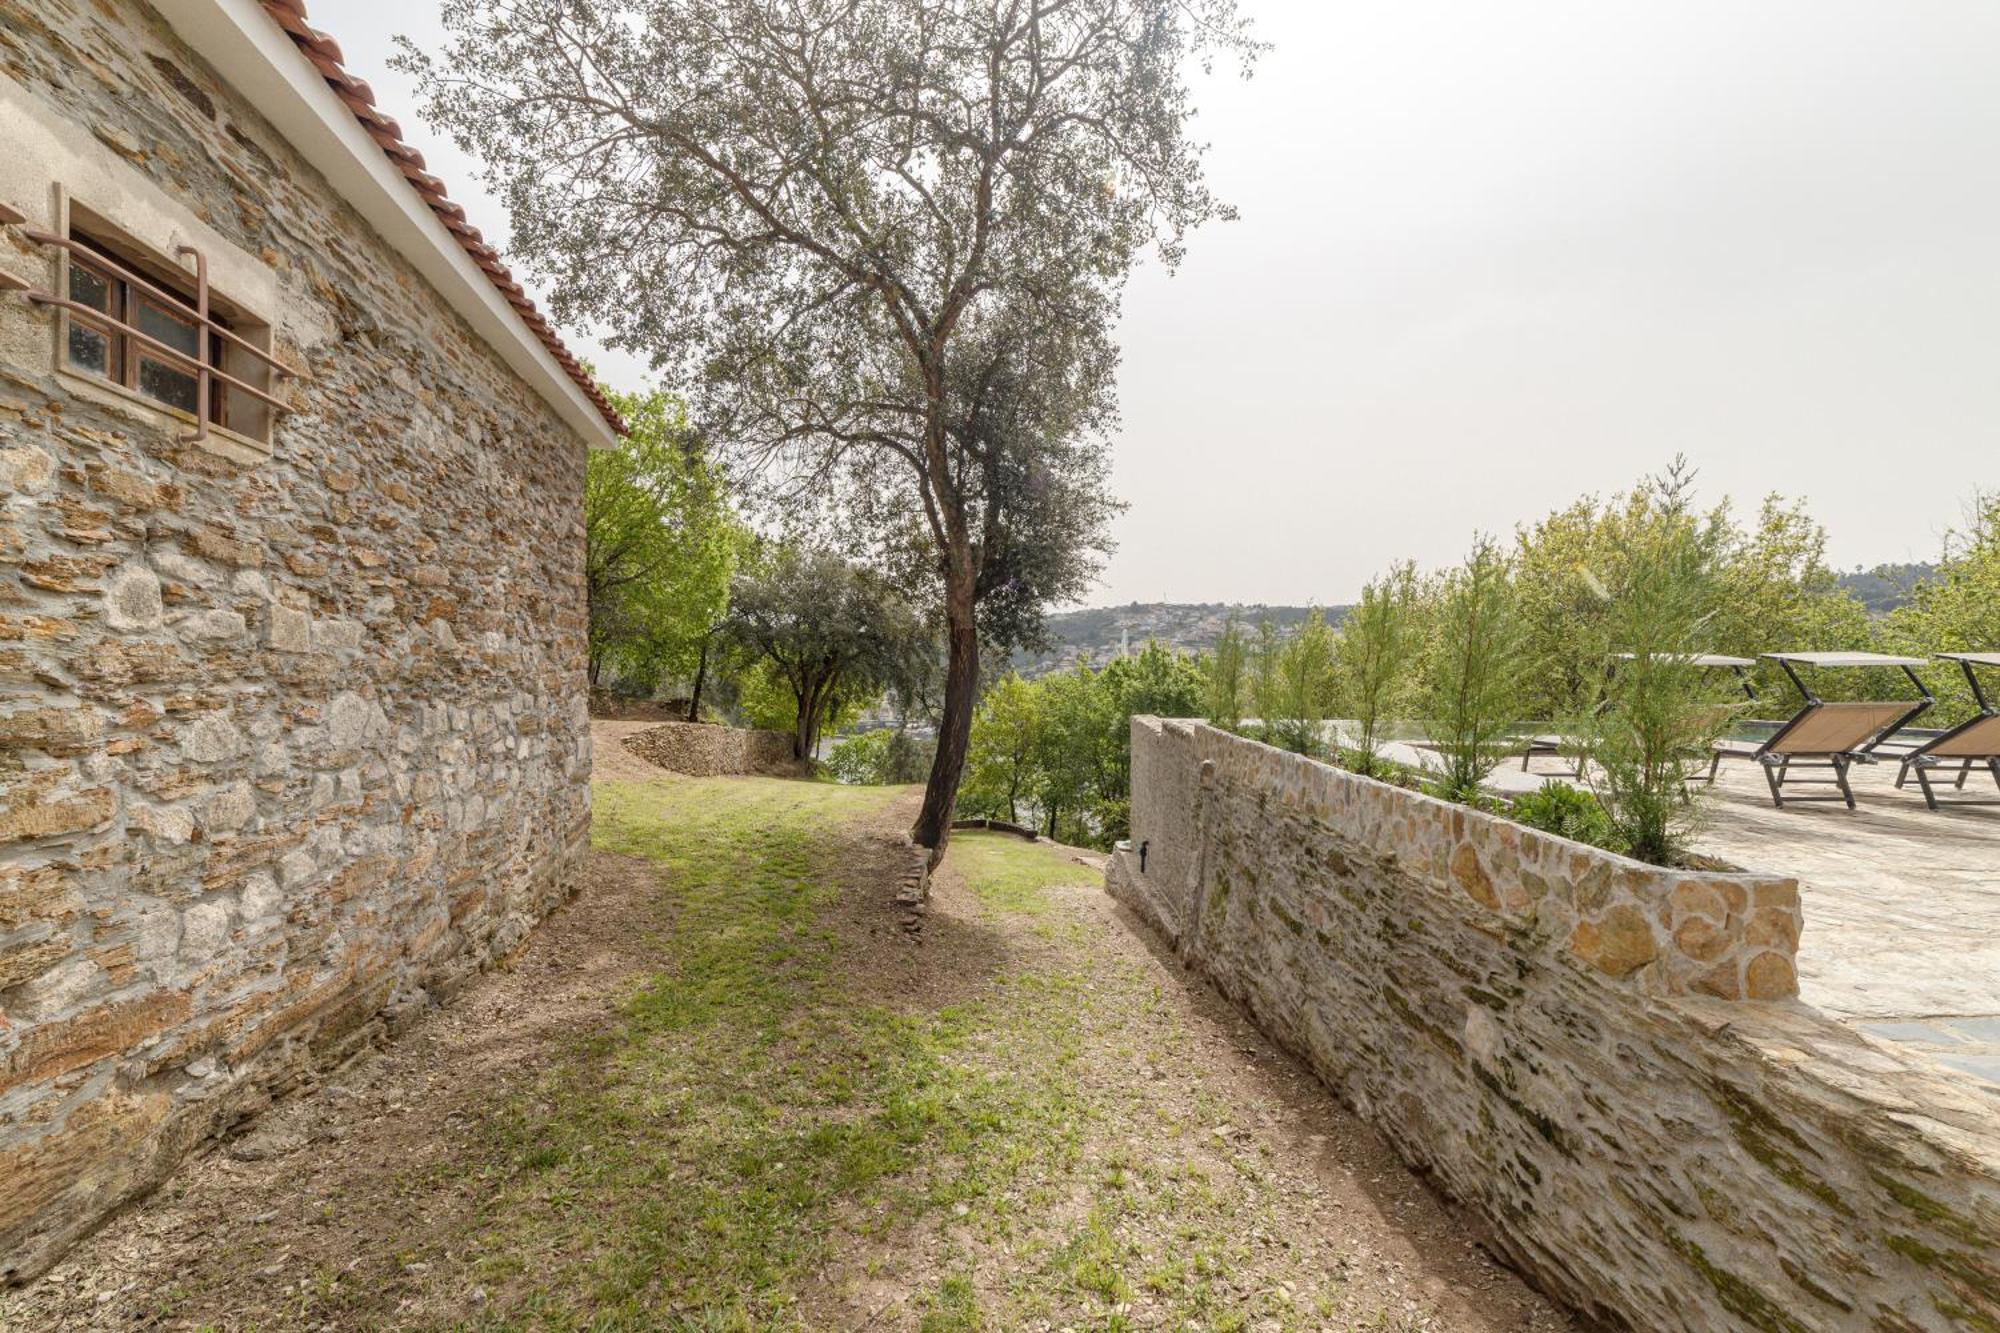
<box><xmin>1740</xmin><ymin>652</ymin><xmax>1934</xmax><ymax>808</ymax></box>
<box><xmin>1894</xmin><ymin>653</ymin><xmax>2000</xmax><ymax>809</ymax></box>
<box><xmin>1518</xmin><ymin>730</ymin><xmax>1581</xmax><ymax>777</ymax></box>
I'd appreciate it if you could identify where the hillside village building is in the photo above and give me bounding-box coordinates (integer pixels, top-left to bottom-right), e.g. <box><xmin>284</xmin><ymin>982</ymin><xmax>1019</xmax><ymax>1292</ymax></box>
<box><xmin>0</xmin><ymin>0</ymin><xmax>618</xmax><ymax>1277</ymax></box>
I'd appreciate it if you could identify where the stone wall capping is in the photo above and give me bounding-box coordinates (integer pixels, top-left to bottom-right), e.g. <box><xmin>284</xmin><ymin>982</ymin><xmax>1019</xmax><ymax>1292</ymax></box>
<box><xmin>1113</xmin><ymin>715</ymin><xmax>2000</xmax><ymax>1331</ymax></box>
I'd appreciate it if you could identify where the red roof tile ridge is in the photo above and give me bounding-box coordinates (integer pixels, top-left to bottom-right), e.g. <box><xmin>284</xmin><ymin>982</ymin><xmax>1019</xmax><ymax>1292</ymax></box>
<box><xmin>257</xmin><ymin>0</ymin><xmax>625</xmax><ymax>435</ymax></box>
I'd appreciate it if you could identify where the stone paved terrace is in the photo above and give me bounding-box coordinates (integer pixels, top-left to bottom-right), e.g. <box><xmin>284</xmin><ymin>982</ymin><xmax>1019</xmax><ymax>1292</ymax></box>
<box><xmin>1410</xmin><ymin>742</ymin><xmax>2000</xmax><ymax>1083</ymax></box>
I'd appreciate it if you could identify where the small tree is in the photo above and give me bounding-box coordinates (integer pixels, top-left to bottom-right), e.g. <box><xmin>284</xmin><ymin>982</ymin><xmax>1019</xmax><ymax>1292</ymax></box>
<box><xmin>1880</xmin><ymin>492</ymin><xmax>1999</xmax><ymax>727</ymax></box>
<box><xmin>728</xmin><ymin>547</ymin><xmax>928</xmax><ymax>760</ymax></box>
<box><xmin>1582</xmin><ymin>461</ymin><xmax>1738</xmax><ymax>865</ymax></box>
<box><xmin>1337</xmin><ymin>563</ymin><xmax>1417</xmax><ymax>775</ymax></box>
<box><xmin>1034</xmin><ymin>663</ymin><xmax>1120</xmax><ymax>843</ymax></box>
<box><xmin>1268</xmin><ymin>609</ymin><xmax>1337</xmax><ymax>756</ymax></box>
<box><xmin>1249</xmin><ymin>619</ymin><xmax>1284</xmax><ymax>743</ymax></box>
<box><xmin>1204</xmin><ymin>615</ymin><xmax>1249</xmax><ymax>731</ymax></box>
<box><xmin>1422</xmin><ymin>536</ymin><xmax>1525</xmax><ymax>803</ymax></box>
<box><xmin>962</xmin><ymin>674</ymin><xmax>1046</xmax><ymax>826</ymax></box>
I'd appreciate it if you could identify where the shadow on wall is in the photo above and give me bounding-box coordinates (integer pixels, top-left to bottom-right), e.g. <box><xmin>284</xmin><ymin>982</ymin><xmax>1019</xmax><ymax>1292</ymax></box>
<box><xmin>1109</xmin><ymin>717</ymin><xmax>2000</xmax><ymax>1333</ymax></box>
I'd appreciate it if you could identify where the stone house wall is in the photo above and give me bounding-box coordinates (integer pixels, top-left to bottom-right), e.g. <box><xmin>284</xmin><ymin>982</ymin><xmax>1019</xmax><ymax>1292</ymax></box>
<box><xmin>0</xmin><ymin>1</ymin><xmax>593</xmax><ymax>1278</ymax></box>
<box><xmin>619</xmin><ymin>721</ymin><xmax>801</xmax><ymax>779</ymax></box>
<box><xmin>1109</xmin><ymin>718</ymin><xmax>2000</xmax><ymax>1331</ymax></box>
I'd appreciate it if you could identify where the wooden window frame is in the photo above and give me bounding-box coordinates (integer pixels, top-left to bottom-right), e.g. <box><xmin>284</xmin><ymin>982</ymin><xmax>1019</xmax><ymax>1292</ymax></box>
<box><xmin>43</xmin><ymin>193</ymin><xmax>290</xmax><ymax>458</ymax></box>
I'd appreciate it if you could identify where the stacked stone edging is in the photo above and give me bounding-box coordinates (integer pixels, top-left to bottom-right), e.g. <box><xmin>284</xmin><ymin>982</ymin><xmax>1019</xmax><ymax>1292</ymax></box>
<box><xmin>1110</xmin><ymin>717</ymin><xmax>2000</xmax><ymax>1331</ymax></box>
<box><xmin>1</xmin><ymin>4</ymin><xmax>591</xmax><ymax>1281</ymax></box>
<box><xmin>619</xmin><ymin>721</ymin><xmax>799</xmax><ymax>778</ymax></box>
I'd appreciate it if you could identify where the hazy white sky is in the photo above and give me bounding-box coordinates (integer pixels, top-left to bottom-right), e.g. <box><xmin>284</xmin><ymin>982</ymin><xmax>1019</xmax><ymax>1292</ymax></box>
<box><xmin>337</xmin><ymin>0</ymin><xmax>2000</xmax><ymax>605</ymax></box>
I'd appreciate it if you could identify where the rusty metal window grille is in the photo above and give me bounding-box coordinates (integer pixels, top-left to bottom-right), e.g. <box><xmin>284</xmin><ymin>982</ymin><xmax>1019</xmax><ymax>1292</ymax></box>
<box><xmin>0</xmin><ymin>200</ymin><xmax>302</xmax><ymax>446</ymax></box>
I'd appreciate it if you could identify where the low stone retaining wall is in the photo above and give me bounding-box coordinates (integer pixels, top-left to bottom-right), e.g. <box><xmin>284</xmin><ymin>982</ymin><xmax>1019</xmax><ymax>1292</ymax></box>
<box><xmin>619</xmin><ymin>722</ymin><xmax>799</xmax><ymax>778</ymax></box>
<box><xmin>1110</xmin><ymin>718</ymin><xmax>2000</xmax><ymax>1331</ymax></box>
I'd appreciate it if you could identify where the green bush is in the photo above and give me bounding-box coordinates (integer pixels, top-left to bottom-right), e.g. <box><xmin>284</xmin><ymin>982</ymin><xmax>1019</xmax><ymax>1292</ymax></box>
<box><xmin>1510</xmin><ymin>782</ymin><xmax>1617</xmax><ymax>851</ymax></box>
<box><xmin>823</xmin><ymin>728</ymin><xmax>933</xmax><ymax>785</ymax></box>
<box><xmin>1330</xmin><ymin>747</ymin><xmax>1419</xmax><ymax>790</ymax></box>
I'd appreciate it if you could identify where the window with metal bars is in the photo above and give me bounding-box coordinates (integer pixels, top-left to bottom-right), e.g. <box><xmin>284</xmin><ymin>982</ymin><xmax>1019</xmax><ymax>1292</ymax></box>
<box><xmin>58</xmin><ymin>224</ymin><xmax>277</xmax><ymax>446</ymax></box>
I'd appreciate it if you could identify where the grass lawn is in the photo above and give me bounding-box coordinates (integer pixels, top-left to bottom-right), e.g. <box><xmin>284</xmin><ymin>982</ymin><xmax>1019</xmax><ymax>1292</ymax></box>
<box><xmin>3</xmin><ymin>771</ymin><xmax>1561</xmax><ymax>1332</ymax></box>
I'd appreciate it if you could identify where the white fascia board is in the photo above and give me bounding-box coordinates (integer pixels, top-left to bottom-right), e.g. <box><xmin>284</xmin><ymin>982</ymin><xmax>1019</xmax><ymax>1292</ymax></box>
<box><xmin>150</xmin><ymin>0</ymin><xmax>618</xmax><ymax>449</ymax></box>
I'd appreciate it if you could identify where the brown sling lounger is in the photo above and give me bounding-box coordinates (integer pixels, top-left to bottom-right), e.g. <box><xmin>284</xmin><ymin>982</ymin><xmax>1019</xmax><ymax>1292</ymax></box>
<box><xmin>1895</xmin><ymin>653</ymin><xmax>2000</xmax><ymax>810</ymax></box>
<box><xmin>1743</xmin><ymin>653</ymin><xmax>1934</xmax><ymax>809</ymax></box>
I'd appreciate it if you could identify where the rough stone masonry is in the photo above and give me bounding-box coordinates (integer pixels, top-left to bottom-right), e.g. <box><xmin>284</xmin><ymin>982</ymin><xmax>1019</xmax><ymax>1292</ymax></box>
<box><xmin>0</xmin><ymin>1</ymin><xmax>592</xmax><ymax>1278</ymax></box>
<box><xmin>1111</xmin><ymin>718</ymin><xmax>2000</xmax><ymax>1332</ymax></box>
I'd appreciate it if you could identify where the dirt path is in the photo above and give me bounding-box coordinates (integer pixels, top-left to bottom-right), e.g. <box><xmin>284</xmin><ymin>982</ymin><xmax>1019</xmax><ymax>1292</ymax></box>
<box><xmin>1</xmin><ymin>774</ymin><xmax>1569</xmax><ymax>1331</ymax></box>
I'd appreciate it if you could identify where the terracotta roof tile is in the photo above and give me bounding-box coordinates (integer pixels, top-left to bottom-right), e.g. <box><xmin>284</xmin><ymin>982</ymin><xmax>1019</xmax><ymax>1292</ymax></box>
<box><xmin>257</xmin><ymin>0</ymin><xmax>625</xmax><ymax>436</ymax></box>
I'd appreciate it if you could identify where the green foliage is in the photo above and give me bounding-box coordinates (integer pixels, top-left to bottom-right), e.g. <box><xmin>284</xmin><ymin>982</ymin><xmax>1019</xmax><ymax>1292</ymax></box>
<box><xmin>1203</xmin><ymin>615</ymin><xmax>1249</xmax><ymax>731</ymax></box>
<box><xmin>1421</xmin><ymin>535</ymin><xmax>1526</xmax><ymax>803</ymax></box>
<box><xmin>1509</xmin><ymin>783</ymin><xmax>1617</xmax><ymax>850</ymax></box>
<box><xmin>584</xmin><ymin>388</ymin><xmax>738</xmax><ymax>693</ymax></box>
<box><xmin>1511</xmin><ymin>485</ymin><xmax>1869</xmax><ymax>721</ymax></box>
<box><xmin>961</xmin><ymin>674</ymin><xmax>1047</xmax><ymax>825</ymax></box>
<box><xmin>1249</xmin><ymin>619</ymin><xmax>1283</xmax><ymax>741</ymax></box>
<box><xmin>1335</xmin><ymin>565</ymin><xmax>1417</xmax><ymax>775</ymax></box>
<box><xmin>1578</xmin><ymin>463</ymin><xmax>1740</xmax><ymax>865</ymax></box>
<box><xmin>959</xmin><ymin>644</ymin><xmax>1203</xmax><ymax>849</ymax></box>
<box><xmin>1033</xmin><ymin>663</ymin><xmax>1127</xmax><ymax>846</ymax></box>
<box><xmin>729</xmin><ymin>546</ymin><xmax>929</xmax><ymax>759</ymax></box>
<box><xmin>1265</xmin><ymin>609</ymin><xmax>1338</xmax><ymax>756</ymax></box>
<box><xmin>1882</xmin><ymin>494</ymin><xmax>2000</xmax><ymax>726</ymax></box>
<box><xmin>1711</xmin><ymin>495</ymin><xmax>1871</xmax><ymax>702</ymax></box>
<box><xmin>824</xmin><ymin>728</ymin><xmax>936</xmax><ymax>786</ymax></box>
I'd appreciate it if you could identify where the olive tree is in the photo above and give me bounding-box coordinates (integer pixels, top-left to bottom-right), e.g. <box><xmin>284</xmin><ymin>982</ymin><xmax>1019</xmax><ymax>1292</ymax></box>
<box><xmin>404</xmin><ymin>0</ymin><xmax>1257</xmax><ymax>859</ymax></box>
<box><xmin>728</xmin><ymin>546</ymin><xmax>931</xmax><ymax>760</ymax></box>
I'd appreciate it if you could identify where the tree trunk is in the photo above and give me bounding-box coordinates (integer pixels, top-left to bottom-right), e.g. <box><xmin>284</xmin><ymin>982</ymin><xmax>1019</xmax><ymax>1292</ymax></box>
<box><xmin>910</xmin><ymin>570</ymin><xmax>979</xmax><ymax>862</ymax></box>
<box><xmin>688</xmin><ymin>634</ymin><xmax>711</xmax><ymax>723</ymax></box>
<box><xmin>793</xmin><ymin>684</ymin><xmax>814</xmax><ymax>761</ymax></box>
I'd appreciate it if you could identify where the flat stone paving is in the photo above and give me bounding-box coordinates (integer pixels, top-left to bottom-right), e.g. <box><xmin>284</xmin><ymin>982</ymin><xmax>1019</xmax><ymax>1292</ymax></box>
<box><xmin>1690</xmin><ymin>758</ymin><xmax>2000</xmax><ymax>1084</ymax></box>
<box><xmin>1383</xmin><ymin>740</ymin><xmax>2000</xmax><ymax>1084</ymax></box>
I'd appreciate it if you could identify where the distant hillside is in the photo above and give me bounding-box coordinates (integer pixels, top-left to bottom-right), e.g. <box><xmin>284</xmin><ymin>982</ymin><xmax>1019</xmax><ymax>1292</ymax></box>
<box><xmin>1016</xmin><ymin>566</ymin><xmax>1934</xmax><ymax>679</ymax></box>
<box><xmin>1015</xmin><ymin>602</ymin><xmax>1352</xmax><ymax>677</ymax></box>
<box><xmin>1836</xmin><ymin>563</ymin><xmax>1934</xmax><ymax>615</ymax></box>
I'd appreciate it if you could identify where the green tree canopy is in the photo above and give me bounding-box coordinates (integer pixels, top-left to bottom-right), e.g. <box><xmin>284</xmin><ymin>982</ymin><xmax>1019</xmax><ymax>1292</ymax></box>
<box><xmin>405</xmin><ymin>0</ymin><xmax>1258</xmax><ymax>858</ymax></box>
<box><xmin>728</xmin><ymin>546</ymin><xmax>931</xmax><ymax>760</ymax></box>
<box><xmin>585</xmin><ymin>389</ymin><xmax>738</xmax><ymax>693</ymax></box>
<box><xmin>1883</xmin><ymin>494</ymin><xmax>2000</xmax><ymax>724</ymax></box>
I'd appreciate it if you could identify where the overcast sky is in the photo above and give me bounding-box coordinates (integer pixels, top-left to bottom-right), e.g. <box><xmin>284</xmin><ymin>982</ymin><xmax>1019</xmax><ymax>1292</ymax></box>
<box><xmin>339</xmin><ymin>0</ymin><xmax>2000</xmax><ymax>606</ymax></box>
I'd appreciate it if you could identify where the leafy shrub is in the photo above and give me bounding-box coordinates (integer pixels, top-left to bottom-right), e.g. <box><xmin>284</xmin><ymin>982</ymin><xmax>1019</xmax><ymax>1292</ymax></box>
<box><xmin>1510</xmin><ymin>782</ymin><xmax>1618</xmax><ymax>850</ymax></box>
<box><xmin>1335</xmin><ymin>747</ymin><xmax>1426</xmax><ymax>791</ymax></box>
<box><xmin>823</xmin><ymin>728</ymin><xmax>933</xmax><ymax>785</ymax></box>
